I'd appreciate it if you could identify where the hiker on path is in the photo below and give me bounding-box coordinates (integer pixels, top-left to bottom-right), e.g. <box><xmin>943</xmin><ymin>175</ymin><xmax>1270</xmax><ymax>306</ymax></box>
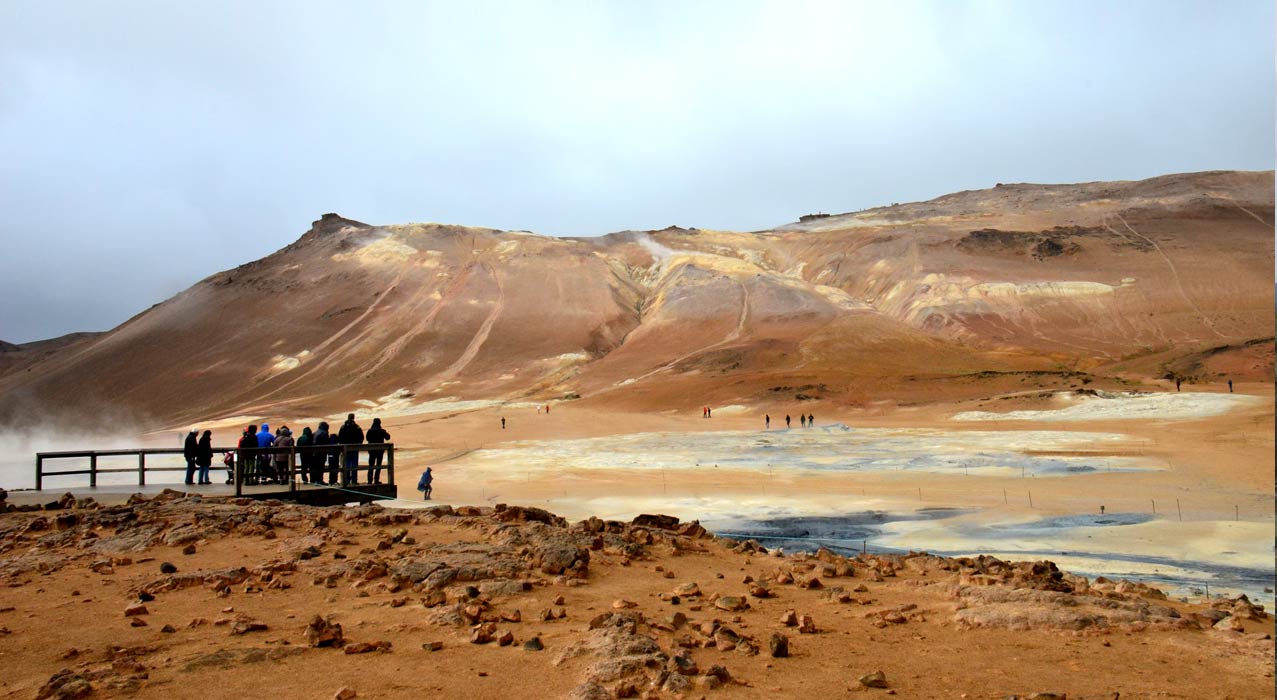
<box><xmin>183</xmin><ymin>430</ymin><xmax>199</xmax><ymax>485</ymax></box>
<box><xmin>808</xmin><ymin>413</ymin><xmax>815</xmax><ymax>427</ymax></box>
<box><xmin>274</xmin><ymin>426</ymin><xmax>295</xmax><ymax>484</ymax></box>
<box><xmin>195</xmin><ymin>431</ymin><xmax>213</xmax><ymax>485</ymax></box>
<box><xmin>417</xmin><ymin>467</ymin><xmax>433</xmax><ymax>500</ymax></box>
<box><xmin>800</xmin><ymin>414</ymin><xmax>806</xmax><ymax>428</ymax></box>
<box><xmin>366</xmin><ymin>418</ymin><xmax>391</xmax><ymax>484</ymax></box>
<box><xmin>707</xmin><ymin>407</ymin><xmax>712</xmax><ymax>418</ymax></box>
<box><xmin>338</xmin><ymin>413</ymin><xmax>364</xmax><ymax>485</ymax></box>
<box><xmin>501</xmin><ymin>417</ymin><xmax>506</xmax><ymax>430</ymax></box>
<box><xmin>765</xmin><ymin>414</ymin><xmax>770</xmax><ymax>430</ymax></box>
<box><xmin>785</xmin><ymin>414</ymin><xmax>791</xmax><ymax>429</ymax></box>
<box><xmin>1228</xmin><ymin>378</ymin><xmax>1233</xmax><ymax>393</ymax></box>
<box><xmin>1175</xmin><ymin>378</ymin><xmax>1181</xmax><ymax>392</ymax></box>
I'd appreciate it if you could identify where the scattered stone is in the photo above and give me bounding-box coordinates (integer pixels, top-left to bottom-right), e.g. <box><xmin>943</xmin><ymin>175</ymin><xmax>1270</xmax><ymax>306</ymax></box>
<box><xmin>334</xmin><ymin>687</ymin><xmax>357</xmax><ymax>700</ymax></box>
<box><xmin>769</xmin><ymin>633</ymin><xmax>789</xmax><ymax>658</ymax></box>
<box><xmin>181</xmin><ymin>543</ymin><xmax>197</xmax><ymax>555</ymax></box>
<box><xmin>859</xmin><ymin>670</ymin><xmax>888</xmax><ymax>688</ymax></box>
<box><xmin>160</xmin><ymin>624</ymin><xmax>176</xmax><ymax>634</ymax></box>
<box><xmin>159</xmin><ymin>562</ymin><xmax>177</xmax><ymax>574</ymax></box>
<box><xmin>715</xmin><ymin>596</ymin><xmax>747</xmax><ymax>612</ymax></box>
<box><xmin>523</xmin><ymin>636</ymin><xmax>544</xmax><ymax>651</ymax></box>
<box><xmin>129</xmin><ymin>618</ymin><xmax>148</xmax><ymax>628</ymax></box>
<box><xmin>124</xmin><ymin>604</ymin><xmax>149</xmax><ymax>617</ymax></box>
<box><xmin>36</xmin><ymin>669</ymin><xmax>92</xmax><ymax>700</ymax></box>
<box><xmin>780</xmin><ymin>610</ymin><xmax>798</xmax><ymax>626</ymax></box>
<box><xmin>749</xmin><ymin>585</ymin><xmax>772</xmax><ymax>598</ymax></box>
<box><xmin>612</xmin><ymin>599</ymin><xmax>637</xmax><ymax>609</ymax></box>
<box><xmin>231</xmin><ymin>620</ymin><xmax>268</xmax><ymax>635</ymax></box>
<box><xmin>798</xmin><ymin>615</ymin><xmax>817</xmax><ymax>634</ymax></box>
<box><xmin>424</xmin><ymin>641</ymin><xmax>444</xmax><ymax>651</ymax></box>
<box><xmin>343</xmin><ymin>641</ymin><xmax>391</xmax><ymax>654</ymax></box>
<box><xmin>305</xmin><ymin>615</ymin><xmax>344</xmax><ymax>647</ymax></box>
<box><xmin>674</xmin><ymin>582</ymin><xmax>702</xmax><ymax>597</ymax></box>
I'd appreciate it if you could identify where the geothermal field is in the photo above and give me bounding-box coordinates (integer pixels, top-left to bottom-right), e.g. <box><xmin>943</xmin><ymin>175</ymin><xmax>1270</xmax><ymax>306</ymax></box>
<box><xmin>0</xmin><ymin>171</ymin><xmax>1273</xmax><ymax>699</ymax></box>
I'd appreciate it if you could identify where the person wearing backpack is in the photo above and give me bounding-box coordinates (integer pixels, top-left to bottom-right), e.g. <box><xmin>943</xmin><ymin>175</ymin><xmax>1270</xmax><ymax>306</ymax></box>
<box><xmin>337</xmin><ymin>413</ymin><xmax>364</xmax><ymax>485</ymax></box>
<box><xmin>416</xmin><ymin>467</ymin><xmax>433</xmax><ymax>500</ymax></box>
<box><xmin>274</xmin><ymin>426</ymin><xmax>295</xmax><ymax>485</ymax></box>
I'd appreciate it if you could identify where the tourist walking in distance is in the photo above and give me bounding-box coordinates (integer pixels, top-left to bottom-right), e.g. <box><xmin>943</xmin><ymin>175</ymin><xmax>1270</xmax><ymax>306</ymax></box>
<box><xmin>765</xmin><ymin>414</ymin><xmax>770</xmax><ymax>430</ymax></box>
<box><xmin>501</xmin><ymin>417</ymin><xmax>506</xmax><ymax>429</ymax></box>
<box><xmin>195</xmin><ymin>430</ymin><xmax>213</xmax><ymax>485</ymax></box>
<box><xmin>808</xmin><ymin>413</ymin><xmax>815</xmax><ymax>427</ymax></box>
<box><xmin>785</xmin><ymin>414</ymin><xmax>791</xmax><ymax>429</ymax></box>
<box><xmin>1228</xmin><ymin>378</ymin><xmax>1233</xmax><ymax>393</ymax></box>
<box><xmin>417</xmin><ymin>467</ymin><xmax>433</xmax><ymax>500</ymax></box>
<box><xmin>800</xmin><ymin>414</ymin><xmax>806</xmax><ymax>428</ymax></box>
<box><xmin>274</xmin><ymin>426</ymin><xmax>295</xmax><ymax>485</ymax></box>
<box><xmin>366</xmin><ymin>417</ymin><xmax>390</xmax><ymax>484</ymax></box>
<box><xmin>1175</xmin><ymin>378</ymin><xmax>1181</xmax><ymax>392</ymax></box>
<box><xmin>183</xmin><ymin>430</ymin><xmax>199</xmax><ymax>485</ymax></box>
<box><xmin>338</xmin><ymin>413</ymin><xmax>364</xmax><ymax>485</ymax></box>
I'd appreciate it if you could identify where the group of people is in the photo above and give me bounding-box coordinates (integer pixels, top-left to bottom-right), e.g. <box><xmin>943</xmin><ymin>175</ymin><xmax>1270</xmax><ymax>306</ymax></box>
<box><xmin>762</xmin><ymin>413</ymin><xmax>816</xmax><ymax>430</ymax></box>
<box><xmin>190</xmin><ymin>413</ymin><xmax>392</xmax><ymax>487</ymax></box>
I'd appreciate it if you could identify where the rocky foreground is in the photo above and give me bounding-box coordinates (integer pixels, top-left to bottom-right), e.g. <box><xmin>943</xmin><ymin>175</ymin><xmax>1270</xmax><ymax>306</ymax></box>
<box><xmin>0</xmin><ymin>492</ymin><xmax>1272</xmax><ymax>700</ymax></box>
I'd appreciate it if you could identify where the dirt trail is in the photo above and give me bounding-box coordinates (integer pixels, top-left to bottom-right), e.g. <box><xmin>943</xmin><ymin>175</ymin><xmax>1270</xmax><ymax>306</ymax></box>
<box><xmin>425</xmin><ymin>264</ymin><xmax>505</xmax><ymax>388</ymax></box>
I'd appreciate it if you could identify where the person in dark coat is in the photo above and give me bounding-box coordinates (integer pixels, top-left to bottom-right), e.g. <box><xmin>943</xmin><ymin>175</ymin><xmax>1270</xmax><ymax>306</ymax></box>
<box><xmin>195</xmin><ymin>431</ymin><xmax>213</xmax><ymax>485</ymax></box>
<box><xmin>365</xmin><ymin>418</ymin><xmax>391</xmax><ymax>485</ymax></box>
<box><xmin>237</xmin><ymin>425</ymin><xmax>258</xmax><ymax>485</ymax></box>
<box><xmin>183</xmin><ymin>430</ymin><xmax>199</xmax><ymax>485</ymax></box>
<box><xmin>296</xmin><ymin>426</ymin><xmax>317</xmax><ymax>484</ymax></box>
<box><xmin>337</xmin><ymin>413</ymin><xmax>365</xmax><ymax>485</ymax></box>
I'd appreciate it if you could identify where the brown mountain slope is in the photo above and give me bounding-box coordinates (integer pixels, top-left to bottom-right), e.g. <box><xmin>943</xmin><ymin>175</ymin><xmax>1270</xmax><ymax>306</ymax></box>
<box><xmin>1</xmin><ymin>171</ymin><xmax>1271</xmax><ymax>429</ymax></box>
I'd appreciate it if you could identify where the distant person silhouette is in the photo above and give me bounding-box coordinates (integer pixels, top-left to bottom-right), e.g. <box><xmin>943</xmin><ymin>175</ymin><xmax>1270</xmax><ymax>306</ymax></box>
<box><xmin>800</xmin><ymin>414</ymin><xmax>806</xmax><ymax>428</ymax></box>
<box><xmin>765</xmin><ymin>414</ymin><xmax>770</xmax><ymax>430</ymax></box>
<box><xmin>366</xmin><ymin>418</ymin><xmax>390</xmax><ymax>484</ymax></box>
<box><xmin>195</xmin><ymin>431</ymin><xmax>213</xmax><ymax>485</ymax></box>
<box><xmin>237</xmin><ymin>425</ymin><xmax>258</xmax><ymax>485</ymax></box>
<box><xmin>785</xmin><ymin>414</ymin><xmax>791</xmax><ymax>429</ymax></box>
<box><xmin>296</xmin><ymin>426</ymin><xmax>318</xmax><ymax>484</ymax></box>
<box><xmin>417</xmin><ymin>467</ymin><xmax>433</xmax><ymax>500</ymax></box>
<box><xmin>274</xmin><ymin>426</ymin><xmax>294</xmax><ymax>485</ymax></box>
<box><xmin>501</xmin><ymin>417</ymin><xmax>506</xmax><ymax>430</ymax></box>
<box><xmin>808</xmin><ymin>413</ymin><xmax>815</xmax><ymax>427</ymax></box>
<box><xmin>707</xmin><ymin>407</ymin><xmax>712</xmax><ymax>418</ymax></box>
<box><xmin>256</xmin><ymin>424</ymin><xmax>276</xmax><ymax>483</ymax></box>
<box><xmin>1228</xmin><ymin>378</ymin><xmax>1233</xmax><ymax>393</ymax></box>
<box><xmin>1175</xmin><ymin>378</ymin><xmax>1181</xmax><ymax>392</ymax></box>
<box><xmin>338</xmin><ymin>413</ymin><xmax>364</xmax><ymax>485</ymax></box>
<box><xmin>183</xmin><ymin>430</ymin><xmax>199</xmax><ymax>485</ymax></box>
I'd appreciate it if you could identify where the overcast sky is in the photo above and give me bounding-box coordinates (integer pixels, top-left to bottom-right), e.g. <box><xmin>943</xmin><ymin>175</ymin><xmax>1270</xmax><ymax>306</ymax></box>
<box><xmin>1</xmin><ymin>1</ymin><xmax>1273</xmax><ymax>343</ymax></box>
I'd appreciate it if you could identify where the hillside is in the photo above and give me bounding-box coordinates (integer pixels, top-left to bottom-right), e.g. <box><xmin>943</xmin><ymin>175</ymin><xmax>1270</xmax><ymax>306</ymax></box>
<box><xmin>1</xmin><ymin>171</ymin><xmax>1272</xmax><ymax>429</ymax></box>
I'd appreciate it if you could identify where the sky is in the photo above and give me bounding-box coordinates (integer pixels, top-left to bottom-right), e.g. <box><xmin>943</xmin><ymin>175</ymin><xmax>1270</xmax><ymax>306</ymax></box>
<box><xmin>1</xmin><ymin>1</ymin><xmax>1273</xmax><ymax>344</ymax></box>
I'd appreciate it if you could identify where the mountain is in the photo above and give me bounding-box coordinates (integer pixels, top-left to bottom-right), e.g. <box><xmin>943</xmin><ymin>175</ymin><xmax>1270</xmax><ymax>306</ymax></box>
<box><xmin>2</xmin><ymin>170</ymin><xmax>1272</xmax><ymax>429</ymax></box>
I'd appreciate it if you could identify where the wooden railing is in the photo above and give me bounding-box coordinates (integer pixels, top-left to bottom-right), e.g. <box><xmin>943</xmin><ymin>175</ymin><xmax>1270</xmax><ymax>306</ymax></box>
<box><xmin>35</xmin><ymin>443</ymin><xmax>395</xmax><ymax>497</ymax></box>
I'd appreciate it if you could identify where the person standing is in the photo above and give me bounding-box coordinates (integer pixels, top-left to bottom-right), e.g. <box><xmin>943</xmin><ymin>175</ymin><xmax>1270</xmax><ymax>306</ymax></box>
<box><xmin>274</xmin><ymin>426</ymin><xmax>295</xmax><ymax>485</ymax></box>
<box><xmin>1228</xmin><ymin>378</ymin><xmax>1233</xmax><ymax>393</ymax></box>
<box><xmin>799</xmin><ymin>414</ymin><xmax>806</xmax><ymax>428</ymax></box>
<box><xmin>785</xmin><ymin>414</ymin><xmax>791</xmax><ymax>429</ymax></box>
<box><xmin>195</xmin><ymin>431</ymin><xmax>213</xmax><ymax>485</ymax></box>
<box><xmin>417</xmin><ymin>467</ymin><xmax>433</xmax><ymax>500</ymax></box>
<box><xmin>255</xmin><ymin>424</ymin><xmax>276</xmax><ymax>483</ymax></box>
<box><xmin>237</xmin><ymin>425</ymin><xmax>258</xmax><ymax>485</ymax></box>
<box><xmin>337</xmin><ymin>413</ymin><xmax>365</xmax><ymax>485</ymax></box>
<box><xmin>765</xmin><ymin>414</ymin><xmax>770</xmax><ymax>430</ymax></box>
<box><xmin>1175</xmin><ymin>378</ymin><xmax>1181</xmax><ymax>392</ymax></box>
<box><xmin>501</xmin><ymin>417</ymin><xmax>506</xmax><ymax>430</ymax></box>
<box><xmin>808</xmin><ymin>413</ymin><xmax>815</xmax><ymax>428</ymax></box>
<box><xmin>296</xmin><ymin>426</ymin><xmax>317</xmax><ymax>484</ymax></box>
<box><xmin>182</xmin><ymin>430</ymin><xmax>199</xmax><ymax>485</ymax></box>
<box><xmin>366</xmin><ymin>418</ymin><xmax>391</xmax><ymax>484</ymax></box>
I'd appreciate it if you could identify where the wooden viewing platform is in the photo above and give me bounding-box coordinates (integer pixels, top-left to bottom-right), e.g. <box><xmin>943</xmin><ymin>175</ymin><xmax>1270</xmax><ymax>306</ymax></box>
<box><xmin>33</xmin><ymin>443</ymin><xmax>398</xmax><ymax>506</ymax></box>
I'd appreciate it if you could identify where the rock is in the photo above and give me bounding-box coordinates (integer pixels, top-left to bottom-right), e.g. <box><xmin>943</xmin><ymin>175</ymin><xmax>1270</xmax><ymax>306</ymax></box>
<box><xmin>798</xmin><ymin>615</ymin><xmax>817</xmax><ymax>634</ymax></box>
<box><xmin>671</xmin><ymin>652</ymin><xmax>699</xmax><ymax>675</ymax></box>
<box><xmin>231</xmin><ymin>620</ymin><xmax>268</xmax><ymax>635</ymax></box>
<box><xmin>181</xmin><ymin>543</ymin><xmax>197</xmax><ymax>555</ymax></box>
<box><xmin>160</xmin><ymin>624</ymin><xmax>176</xmax><ymax>634</ymax></box>
<box><xmin>853</xmin><ymin>584</ymin><xmax>869</xmax><ymax>592</ymax></box>
<box><xmin>500</xmin><ymin>609</ymin><xmax>522</xmax><ymax>623</ymax></box>
<box><xmin>343</xmin><ymin>641</ymin><xmax>391</xmax><ymax>654</ymax></box>
<box><xmin>334</xmin><ymin>688</ymin><xmax>357</xmax><ymax>700</ymax></box>
<box><xmin>305</xmin><ymin>615</ymin><xmax>344</xmax><ymax>648</ymax></box>
<box><xmin>780</xmin><ymin>610</ymin><xmax>798</xmax><ymax>626</ymax></box>
<box><xmin>424</xmin><ymin>641</ymin><xmax>444</xmax><ymax>651</ymax></box>
<box><xmin>1026</xmin><ymin>695</ymin><xmax>1067</xmax><ymax>700</ymax></box>
<box><xmin>714</xmin><ymin>596</ymin><xmax>747</xmax><ymax>612</ymax></box>
<box><xmin>674</xmin><ymin>582</ymin><xmax>702</xmax><ymax>597</ymax></box>
<box><xmin>471</xmin><ymin>624</ymin><xmax>496</xmax><ymax>644</ymax></box>
<box><xmin>124</xmin><ymin>603</ymin><xmax>148</xmax><ymax>617</ymax></box>
<box><xmin>612</xmin><ymin>599</ymin><xmax>637</xmax><ymax>609</ymax></box>
<box><xmin>523</xmin><ymin>636</ymin><xmax>544</xmax><ymax>651</ymax></box>
<box><xmin>631</xmin><ymin>514</ymin><xmax>680</xmax><ymax>530</ymax></box>
<box><xmin>159</xmin><ymin>562</ymin><xmax>177</xmax><ymax>574</ymax></box>
<box><xmin>858</xmin><ymin>669</ymin><xmax>888</xmax><ymax>684</ymax></box>
<box><xmin>129</xmin><ymin>618</ymin><xmax>148</xmax><ymax>627</ymax></box>
<box><xmin>553</xmin><ymin>594</ymin><xmax>566</xmax><ymax>605</ymax></box>
<box><xmin>497</xmin><ymin>630</ymin><xmax>514</xmax><ymax>646</ymax></box>
<box><xmin>769</xmin><ymin>633</ymin><xmax>789</xmax><ymax>658</ymax></box>
<box><xmin>667</xmin><ymin>611</ymin><xmax>687</xmax><ymax>629</ymax></box>
<box><xmin>749</xmin><ymin>585</ymin><xmax>772</xmax><ymax>598</ymax></box>
<box><xmin>36</xmin><ymin>669</ymin><xmax>92</xmax><ymax>700</ymax></box>
<box><xmin>859</xmin><ymin>670</ymin><xmax>888</xmax><ymax>688</ymax></box>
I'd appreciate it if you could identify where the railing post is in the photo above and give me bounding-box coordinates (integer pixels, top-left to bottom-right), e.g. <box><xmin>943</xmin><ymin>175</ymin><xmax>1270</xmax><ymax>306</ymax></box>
<box><xmin>89</xmin><ymin>453</ymin><xmax>98</xmax><ymax>488</ymax></box>
<box><xmin>387</xmin><ymin>444</ymin><xmax>395</xmax><ymax>487</ymax></box>
<box><xmin>235</xmin><ymin>451</ymin><xmax>243</xmax><ymax>497</ymax></box>
<box><xmin>289</xmin><ymin>446</ymin><xmax>297</xmax><ymax>493</ymax></box>
<box><xmin>138</xmin><ymin>452</ymin><xmax>146</xmax><ymax>486</ymax></box>
<box><xmin>340</xmin><ymin>445</ymin><xmax>349</xmax><ymax>487</ymax></box>
<box><xmin>35</xmin><ymin>454</ymin><xmax>43</xmax><ymax>491</ymax></box>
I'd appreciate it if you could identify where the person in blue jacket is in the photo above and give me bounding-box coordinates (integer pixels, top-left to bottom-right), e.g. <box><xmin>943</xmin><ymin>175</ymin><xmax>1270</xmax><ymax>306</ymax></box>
<box><xmin>256</xmin><ymin>423</ymin><xmax>276</xmax><ymax>483</ymax></box>
<box><xmin>417</xmin><ymin>467</ymin><xmax>433</xmax><ymax>500</ymax></box>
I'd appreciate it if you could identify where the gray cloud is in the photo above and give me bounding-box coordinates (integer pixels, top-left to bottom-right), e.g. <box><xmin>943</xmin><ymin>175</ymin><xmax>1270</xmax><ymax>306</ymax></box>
<box><xmin>1</xmin><ymin>0</ymin><xmax>1272</xmax><ymax>343</ymax></box>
